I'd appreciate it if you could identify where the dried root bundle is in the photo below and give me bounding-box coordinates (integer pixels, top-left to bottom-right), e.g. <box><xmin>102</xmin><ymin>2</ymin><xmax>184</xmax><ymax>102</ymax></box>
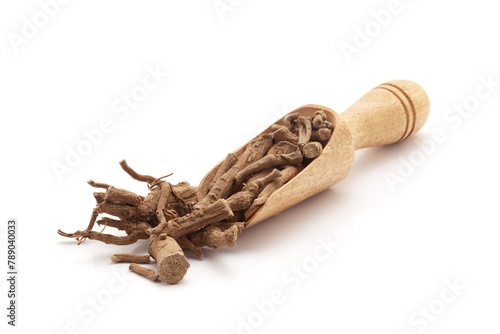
<box><xmin>58</xmin><ymin>110</ymin><xmax>333</xmax><ymax>284</ymax></box>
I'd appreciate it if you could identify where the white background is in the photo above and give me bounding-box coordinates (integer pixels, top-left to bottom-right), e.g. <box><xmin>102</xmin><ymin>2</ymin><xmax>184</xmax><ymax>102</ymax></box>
<box><xmin>1</xmin><ymin>1</ymin><xmax>499</xmax><ymax>333</ymax></box>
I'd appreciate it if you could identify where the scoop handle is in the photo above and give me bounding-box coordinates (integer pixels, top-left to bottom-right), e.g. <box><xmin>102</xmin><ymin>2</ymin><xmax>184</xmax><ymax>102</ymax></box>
<box><xmin>341</xmin><ymin>80</ymin><xmax>430</xmax><ymax>150</ymax></box>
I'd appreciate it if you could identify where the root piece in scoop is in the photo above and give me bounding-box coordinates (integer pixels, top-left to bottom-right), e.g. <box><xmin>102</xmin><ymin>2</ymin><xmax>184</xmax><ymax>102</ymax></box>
<box><xmin>242</xmin><ymin>140</ymin><xmax>298</xmax><ymax>185</ymax></box>
<box><xmin>302</xmin><ymin>141</ymin><xmax>323</xmax><ymax>159</ymax></box>
<box><xmin>284</xmin><ymin>113</ymin><xmax>299</xmax><ymax>131</ymax></box>
<box><xmin>272</xmin><ymin>125</ymin><xmax>298</xmax><ymax>143</ymax></box>
<box><xmin>179</xmin><ymin>170</ymin><xmax>281</xmax><ymax>251</ymax></box>
<box><xmin>296</xmin><ymin>116</ymin><xmax>312</xmax><ymax>146</ymax></box>
<box><xmin>311</xmin><ymin>127</ymin><xmax>332</xmax><ymax>143</ymax></box>
<box><xmin>111</xmin><ymin>254</ymin><xmax>151</xmax><ymax>264</ymax></box>
<box><xmin>227</xmin><ymin>169</ymin><xmax>282</xmax><ymax>211</ymax></box>
<box><xmin>197</xmin><ymin>134</ymin><xmax>273</xmax><ymax>207</ymax></box>
<box><xmin>267</xmin><ymin>141</ymin><xmax>298</xmax><ymax>155</ymax></box>
<box><xmin>244</xmin><ymin>165</ymin><xmax>302</xmax><ymax>220</ymax></box>
<box><xmin>198</xmin><ymin>153</ymin><xmax>238</xmax><ymax>201</ymax></box>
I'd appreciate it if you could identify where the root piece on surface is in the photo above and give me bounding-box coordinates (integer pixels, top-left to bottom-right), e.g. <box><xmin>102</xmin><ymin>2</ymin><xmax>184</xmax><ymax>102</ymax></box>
<box><xmin>302</xmin><ymin>141</ymin><xmax>323</xmax><ymax>159</ymax></box>
<box><xmin>149</xmin><ymin>234</ymin><xmax>189</xmax><ymax>284</ymax></box>
<box><xmin>111</xmin><ymin>254</ymin><xmax>151</xmax><ymax>264</ymax></box>
<box><xmin>119</xmin><ymin>160</ymin><xmax>157</xmax><ymax>184</ymax></box>
<box><xmin>129</xmin><ymin>263</ymin><xmax>159</xmax><ymax>281</ymax></box>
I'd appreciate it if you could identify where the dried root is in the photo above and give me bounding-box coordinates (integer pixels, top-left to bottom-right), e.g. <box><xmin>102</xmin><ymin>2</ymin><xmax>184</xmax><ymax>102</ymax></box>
<box><xmin>302</xmin><ymin>141</ymin><xmax>323</xmax><ymax>159</ymax></box>
<box><xmin>196</xmin><ymin>133</ymin><xmax>273</xmax><ymax>208</ymax></box>
<box><xmin>111</xmin><ymin>254</ymin><xmax>151</xmax><ymax>264</ymax></box>
<box><xmin>59</xmin><ymin>108</ymin><xmax>335</xmax><ymax>284</ymax></box>
<box><xmin>284</xmin><ymin>113</ymin><xmax>299</xmax><ymax>131</ymax></box>
<box><xmin>296</xmin><ymin>116</ymin><xmax>312</xmax><ymax>146</ymax></box>
<box><xmin>198</xmin><ymin>153</ymin><xmax>238</xmax><ymax>200</ymax></box>
<box><xmin>244</xmin><ymin>165</ymin><xmax>302</xmax><ymax>220</ymax></box>
<box><xmin>129</xmin><ymin>263</ymin><xmax>159</xmax><ymax>281</ymax></box>
<box><xmin>311</xmin><ymin>127</ymin><xmax>332</xmax><ymax>143</ymax></box>
<box><xmin>234</xmin><ymin>152</ymin><xmax>302</xmax><ymax>184</ymax></box>
<box><xmin>186</xmin><ymin>222</ymin><xmax>244</xmax><ymax>250</ymax></box>
<box><xmin>272</xmin><ymin>125</ymin><xmax>298</xmax><ymax>143</ymax></box>
<box><xmin>149</xmin><ymin>234</ymin><xmax>190</xmax><ymax>284</ymax></box>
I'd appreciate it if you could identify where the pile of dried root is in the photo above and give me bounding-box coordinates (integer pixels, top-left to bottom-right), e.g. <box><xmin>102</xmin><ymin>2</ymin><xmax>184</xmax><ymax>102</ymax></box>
<box><xmin>59</xmin><ymin>111</ymin><xmax>332</xmax><ymax>283</ymax></box>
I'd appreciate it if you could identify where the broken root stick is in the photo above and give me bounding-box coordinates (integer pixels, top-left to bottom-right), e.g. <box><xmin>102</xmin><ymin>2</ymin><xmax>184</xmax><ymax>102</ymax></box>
<box><xmin>129</xmin><ymin>263</ymin><xmax>159</xmax><ymax>281</ymax></box>
<box><xmin>111</xmin><ymin>254</ymin><xmax>151</xmax><ymax>264</ymax></box>
<box><xmin>149</xmin><ymin>234</ymin><xmax>190</xmax><ymax>284</ymax></box>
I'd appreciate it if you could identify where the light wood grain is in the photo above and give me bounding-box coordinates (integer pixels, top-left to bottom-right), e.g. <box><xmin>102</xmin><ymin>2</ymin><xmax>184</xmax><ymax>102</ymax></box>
<box><xmin>342</xmin><ymin>80</ymin><xmax>430</xmax><ymax>150</ymax></box>
<box><xmin>198</xmin><ymin>80</ymin><xmax>430</xmax><ymax>228</ymax></box>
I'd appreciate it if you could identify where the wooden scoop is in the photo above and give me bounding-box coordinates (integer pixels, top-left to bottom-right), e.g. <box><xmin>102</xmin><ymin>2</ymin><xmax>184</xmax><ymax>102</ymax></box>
<box><xmin>198</xmin><ymin>80</ymin><xmax>430</xmax><ymax>228</ymax></box>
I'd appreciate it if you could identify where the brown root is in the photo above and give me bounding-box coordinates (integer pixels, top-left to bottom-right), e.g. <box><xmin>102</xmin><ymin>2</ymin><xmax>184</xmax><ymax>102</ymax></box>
<box><xmin>284</xmin><ymin>113</ymin><xmax>299</xmax><ymax>131</ymax></box>
<box><xmin>302</xmin><ymin>141</ymin><xmax>323</xmax><ymax>159</ymax></box>
<box><xmin>196</xmin><ymin>134</ymin><xmax>273</xmax><ymax>207</ymax></box>
<box><xmin>227</xmin><ymin>169</ymin><xmax>282</xmax><ymax>211</ymax></box>
<box><xmin>119</xmin><ymin>160</ymin><xmax>157</xmax><ymax>183</ymax></box>
<box><xmin>149</xmin><ymin>234</ymin><xmax>189</xmax><ymax>284</ymax></box>
<box><xmin>186</xmin><ymin>222</ymin><xmax>244</xmax><ymax>250</ymax></box>
<box><xmin>296</xmin><ymin>116</ymin><xmax>312</xmax><ymax>146</ymax></box>
<box><xmin>198</xmin><ymin>153</ymin><xmax>238</xmax><ymax>201</ymax></box>
<box><xmin>272</xmin><ymin>125</ymin><xmax>298</xmax><ymax>143</ymax></box>
<box><xmin>311</xmin><ymin>127</ymin><xmax>332</xmax><ymax>143</ymax></box>
<box><xmin>129</xmin><ymin>263</ymin><xmax>159</xmax><ymax>281</ymax></box>
<box><xmin>59</xmin><ymin>108</ymin><xmax>334</xmax><ymax>285</ymax></box>
<box><xmin>57</xmin><ymin>228</ymin><xmax>149</xmax><ymax>245</ymax></box>
<box><xmin>234</xmin><ymin>151</ymin><xmax>302</xmax><ymax>184</ymax></box>
<box><xmin>111</xmin><ymin>254</ymin><xmax>151</xmax><ymax>264</ymax></box>
<box><xmin>312</xmin><ymin>110</ymin><xmax>327</xmax><ymax>129</ymax></box>
<box><xmin>268</xmin><ymin>141</ymin><xmax>298</xmax><ymax>155</ymax></box>
<box><xmin>244</xmin><ymin>165</ymin><xmax>302</xmax><ymax>220</ymax></box>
